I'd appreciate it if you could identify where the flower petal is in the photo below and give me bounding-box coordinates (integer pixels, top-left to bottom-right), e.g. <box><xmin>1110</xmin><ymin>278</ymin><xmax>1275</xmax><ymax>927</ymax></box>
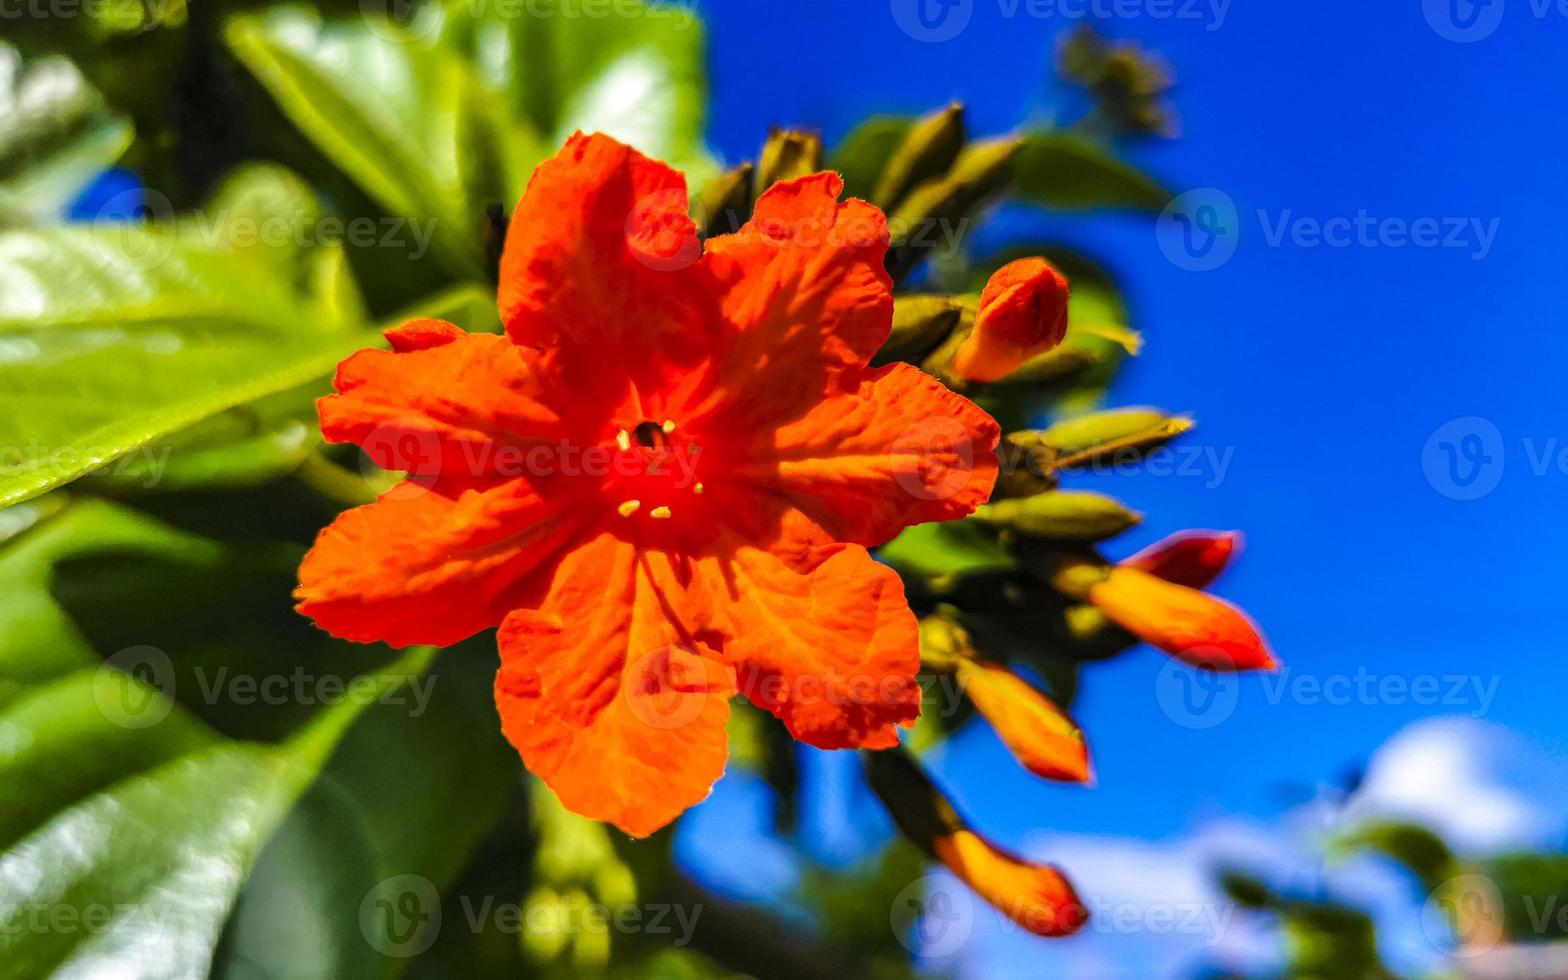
<box><xmin>717</xmin><ymin>362</ymin><xmax>999</xmax><ymax>547</ymax></box>
<box><xmin>495</xmin><ymin>531</ymin><xmax>736</xmax><ymax>838</ymax></box>
<box><xmin>296</xmin><ymin>477</ymin><xmax>584</xmax><ymax>648</ymax></box>
<box><xmin>717</xmin><ymin>540</ymin><xmax>923</xmax><ymax>749</ymax></box>
<box><xmin>497</xmin><ymin>131</ymin><xmax>715</xmax><ymax>416</ymax></box>
<box><xmin>687</xmin><ymin>172</ymin><xmax>894</xmax><ymax>429</ymax></box>
<box><xmin>321</xmin><ymin>322</ymin><xmax>572</xmax><ymax>478</ymax></box>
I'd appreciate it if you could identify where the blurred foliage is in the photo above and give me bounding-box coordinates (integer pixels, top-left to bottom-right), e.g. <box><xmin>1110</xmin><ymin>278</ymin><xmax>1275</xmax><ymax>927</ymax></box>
<box><xmin>0</xmin><ymin>2</ymin><xmax>1209</xmax><ymax>977</ymax></box>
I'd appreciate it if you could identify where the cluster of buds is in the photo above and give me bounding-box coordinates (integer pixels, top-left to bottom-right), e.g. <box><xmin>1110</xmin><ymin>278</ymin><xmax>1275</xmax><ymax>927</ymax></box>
<box><xmin>694</xmin><ymin>102</ymin><xmax>1270</xmax><ymax>944</ymax></box>
<box><xmin>1057</xmin><ymin>24</ymin><xmax>1180</xmax><ymax>139</ymax></box>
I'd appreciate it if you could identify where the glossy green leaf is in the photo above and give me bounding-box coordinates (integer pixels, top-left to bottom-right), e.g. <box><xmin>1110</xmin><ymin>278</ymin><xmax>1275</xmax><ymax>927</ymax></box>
<box><xmin>879</xmin><ymin>521</ymin><xmax>1015</xmax><ymax>579</ymax></box>
<box><xmin>226</xmin><ymin>9</ymin><xmax>537</xmax><ymax>279</ymax></box>
<box><xmin>452</xmin><ymin>0</ymin><xmax>713</xmax><ymax>175</ymax></box>
<box><xmin>0</xmin><ymin>225</ymin><xmax>375</xmax><ymax>508</ymax></box>
<box><xmin>1010</xmin><ymin>131</ymin><xmax>1171</xmax><ymax>211</ymax></box>
<box><xmin>0</xmin><ymin>502</ymin><xmax>435</xmax><ymax>979</ymax></box>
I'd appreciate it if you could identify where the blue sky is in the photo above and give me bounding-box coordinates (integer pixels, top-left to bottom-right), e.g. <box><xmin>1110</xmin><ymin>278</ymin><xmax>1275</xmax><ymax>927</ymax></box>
<box><xmin>686</xmin><ymin>0</ymin><xmax>1568</xmax><ymax>892</ymax></box>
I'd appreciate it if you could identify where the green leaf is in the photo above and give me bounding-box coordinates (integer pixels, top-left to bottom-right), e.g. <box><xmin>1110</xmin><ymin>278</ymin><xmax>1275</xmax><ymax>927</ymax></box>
<box><xmin>0</xmin><ymin>43</ymin><xmax>133</xmax><ymax>222</ymax></box>
<box><xmin>0</xmin><ymin>501</ymin><xmax>435</xmax><ymax>979</ymax></box>
<box><xmin>226</xmin><ymin>9</ymin><xmax>539</xmax><ymax>279</ymax></box>
<box><xmin>1010</xmin><ymin>132</ymin><xmax>1171</xmax><ymax>211</ymax></box>
<box><xmin>452</xmin><ymin>0</ymin><xmax>713</xmax><ymax>175</ymax></box>
<box><xmin>0</xmin><ymin>225</ymin><xmax>376</xmax><ymax>507</ymax></box>
<box><xmin>879</xmin><ymin>521</ymin><xmax>1015</xmax><ymax>579</ymax></box>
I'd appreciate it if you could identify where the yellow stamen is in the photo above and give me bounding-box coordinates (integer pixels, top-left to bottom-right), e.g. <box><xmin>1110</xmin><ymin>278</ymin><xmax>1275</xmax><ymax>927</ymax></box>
<box><xmin>649</xmin><ymin>505</ymin><xmax>673</xmax><ymax>520</ymax></box>
<box><xmin>693</xmin><ymin>483</ymin><xmax>705</xmax><ymax>494</ymax></box>
<box><xmin>661</xmin><ymin>419</ymin><xmax>676</xmax><ymax>435</ymax></box>
<box><xmin>617</xmin><ymin>499</ymin><xmax>641</xmax><ymax>518</ymax></box>
<box><xmin>615</xmin><ymin>429</ymin><xmax>631</xmax><ymax>451</ymax></box>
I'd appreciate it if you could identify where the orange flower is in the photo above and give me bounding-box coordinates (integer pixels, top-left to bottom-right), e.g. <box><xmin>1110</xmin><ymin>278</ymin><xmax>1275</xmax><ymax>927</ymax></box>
<box><xmin>955</xmin><ymin>659</ymin><xmax>1090</xmax><ymax>783</ymax></box>
<box><xmin>932</xmin><ymin>830</ymin><xmax>1088</xmax><ymax>938</ymax></box>
<box><xmin>1124</xmin><ymin>529</ymin><xmax>1240</xmax><ymax>589</ymax></box>
<box><xmin>951</xmin><ymin>256</ymin><xmax>1070</xmax><ymax>383</ymax></box>
<box><xmin>295</xmin><ymin>133</ymin><xmax>1000</xmax><ymax>837</ymax></box>
<box><xmin>1088</xmin><ymin>566</ymin><xmax>1276</xmax><ymax>672</ymax></box>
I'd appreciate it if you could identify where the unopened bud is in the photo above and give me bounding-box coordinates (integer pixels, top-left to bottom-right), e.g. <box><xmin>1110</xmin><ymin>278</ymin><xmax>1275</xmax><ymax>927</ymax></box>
<box><xmin>757</xmin><ymin>128</ymin><xmax>823</xmax><ymax>192</ymax></box>
<box><xmin>872</xmin><ymin>102</ymin><xmax>965</xmax><ymax>211</ymax></box>
<box><xmin>971</xmin><ymin>491</ymin><xmax>1140</xmax><ymax>541</ymax></box>
<box><xmin>1123</xmin><ymin>530</ymin><xmax>1240</xmax><ymax>589</ymax></box>
<box><xmin>695</xmin><ymin>163</ymin><xmax>754</xmax><ymax>237</ymax></box>
<box><xmin>952</xmin><ymin>258</ymin><xmax>1070</xmax><ymax>383</ymax></box>
<box><xmin>955</xmin><ymin>659</ymin><xmax>1090</xmax><ymax>783</ymax></box>
<box><xmin>1088</xmin><ymin>566</ymin><xmax>1276</xmax><ymax>672</ymax></box>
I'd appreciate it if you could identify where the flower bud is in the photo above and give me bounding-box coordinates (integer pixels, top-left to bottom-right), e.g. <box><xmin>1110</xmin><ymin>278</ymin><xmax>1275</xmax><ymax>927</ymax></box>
<box><xmin>872</xmin><ymin>102</ymin><xmax>965</xmax><ymax>211</ymax></box>
<box><xmin>955</xmin><ymin>659</ymin><xmax>1090</xmax><ymax>783</ymax></box>
<box><xmin>1124</xmin><ymin>530</ymin><xmax>1240</xmax><ymax>590</ymax></box>
<box><xmin>952</xmin><ymin>258</ymin><xmax>1070</xmax><ymax>383</ymax></box>
<box><xmin>694</xmin><ymin>163</ymin><xmax>754</xmax><ymax>238</ymax></box>
<box><xmin>1088</xmin><ymin>566</ymin><xmax>1275</xmax><ymax>671</ymax></box>
<box><xmin>865</xmin><ymin>749</ymin><xmax>1087</xmax><ymax>939</ymax></box>
<box><xmin>932</xmin><ymin>830</ymin><xmax>1088</xmax><ymax>938</ymax></box>
<box><xmin>757</xmin><ymin>127</ymin><xmax>823</xmax><ymax>191</ymax></box>
<box><xmin>971</xmin><ymin>490</ymin><xmax>1139</xmax><ymax>541</ymax></box>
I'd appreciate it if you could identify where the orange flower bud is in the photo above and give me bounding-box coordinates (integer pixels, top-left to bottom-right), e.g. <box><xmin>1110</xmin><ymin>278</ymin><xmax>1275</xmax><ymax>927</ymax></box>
<box><xmin>1088</xmin><ymin>566</ymin><xmax>1276</xmax><ymax>671</ymax></box>
<box><xmin>1124</xmin><ymin>530</ymin><xmax>1241</xmax><ymax>590</ymax></box>
<box><xmin>932</xmin><ymin>830</ymin><xmax>1088</xmax><ymax>938</ymax></box>
<box><xmin>955</xmin><ymin>659</ymin><xmax>1090</xmax><ymax>783</ymax></box>
<box><xmin>951</xmin><ymin>257</ymin><xmax>1070</xmax><ymax>383</ymax></box>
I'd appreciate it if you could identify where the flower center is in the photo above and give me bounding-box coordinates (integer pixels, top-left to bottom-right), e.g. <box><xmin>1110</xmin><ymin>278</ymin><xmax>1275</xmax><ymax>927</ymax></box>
<box><xmin>609</xmin><ymin>419</ymin><xmax>704</xmax><ymax>522</ymax></box>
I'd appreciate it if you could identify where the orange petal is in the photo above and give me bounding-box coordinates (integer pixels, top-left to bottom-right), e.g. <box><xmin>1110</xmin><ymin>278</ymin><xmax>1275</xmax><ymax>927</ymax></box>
<box><xmin>1124</xmin><ymin>529</ymin><xmax>1241</xmax><ymax>589</ymax></box>
<box><xmin>497</xmin><ymin>131</ymin><xmax>717</xmax><ymax>416</ymax></box>
<box><xmin>955</xmin><ymin>659</ymin><xmax>1090</xmax><ymax>783</ymax></box>
<box><xmin>932</xmin><ymin>829</ymin><xmax>1088</xmax><ymax>938</ymax></box>
<box><xmin>1089</xmin><ymin>566</ymin><xmax>1276</xmax><ymax>671</ymax></box>
<box><xmin>716</xmin><ymin>362</ymin><xmax>1000</xmax><ymax>548</ymax></box>
<box><xmin>686</xmin><ymin>171</ymin><xmax>894</xmax><ymax>430</ymax></box>
<box><xmin>495</xmin><ymin>531</ymin><xmax>736</xmax><ymax>838</ymax></box>
<box><xmin>716</xmin><ymin>540</ymin><xmax>923</xmax><ymax>749</ymax></box>
<box><xmin>952</xmin><ymin>257</ymin><xmax>1070</xmax><ymax>383</ymax></box>
<box><xmin>295</xmin><ymin>478</ymin><xmax>583</xmax><ymax>648</ymax></box>
<box><xmin>321</xmin><ymin>323</ymin><xmax>572</xmax><ymax>478</ymax></box>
